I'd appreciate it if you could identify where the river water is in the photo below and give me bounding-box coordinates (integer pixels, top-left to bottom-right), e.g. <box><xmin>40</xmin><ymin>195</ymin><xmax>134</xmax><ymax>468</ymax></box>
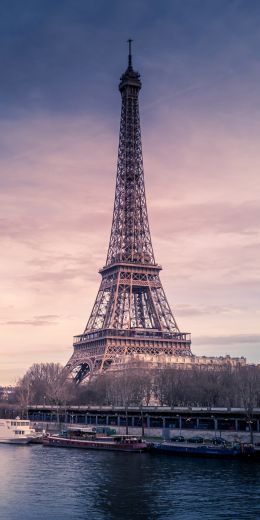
<box><xmin>0</xmin><ymin>445</ymin><xmax>259</xmax><ymax>520</ymax></box>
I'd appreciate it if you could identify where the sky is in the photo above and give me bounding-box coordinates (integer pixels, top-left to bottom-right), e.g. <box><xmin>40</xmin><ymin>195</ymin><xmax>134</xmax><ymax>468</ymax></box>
<box><xmin>1</xmin><ymin>0</ymin><xmax>260</xmax><ymax>385</ymax></box>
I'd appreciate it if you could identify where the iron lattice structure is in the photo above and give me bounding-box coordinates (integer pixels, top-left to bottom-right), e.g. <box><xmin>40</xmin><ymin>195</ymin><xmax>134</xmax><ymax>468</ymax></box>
<box><xmin>66</xmin><ymin>42</ymin><xmax>192</xmax><ymax>382</ymax></box>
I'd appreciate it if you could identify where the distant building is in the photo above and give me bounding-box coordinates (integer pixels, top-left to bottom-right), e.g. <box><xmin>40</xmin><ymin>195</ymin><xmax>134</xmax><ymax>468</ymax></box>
<box><xmin>108</xmin><ymin>354</ymin><xmax>247</xmax><ymax>371</ymax></box>
<box><xmin>0</xmin><ymin>386</ymin><xmax>15</xmax><ymax>402</ymax></box>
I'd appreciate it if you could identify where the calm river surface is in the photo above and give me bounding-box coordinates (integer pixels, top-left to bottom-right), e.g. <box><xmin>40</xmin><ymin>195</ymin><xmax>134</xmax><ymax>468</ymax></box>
<box><xmin>0</xmin><ymin>445</ymin><xmax>259</xmax><ymax>520</ymax></box>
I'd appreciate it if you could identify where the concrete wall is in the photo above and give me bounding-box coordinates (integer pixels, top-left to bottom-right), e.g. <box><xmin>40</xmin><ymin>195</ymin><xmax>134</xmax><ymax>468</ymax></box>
<box><xmin>33</xmin><ymin>421</ymin><xmax>260</xmax><ymax>444</ymax></box>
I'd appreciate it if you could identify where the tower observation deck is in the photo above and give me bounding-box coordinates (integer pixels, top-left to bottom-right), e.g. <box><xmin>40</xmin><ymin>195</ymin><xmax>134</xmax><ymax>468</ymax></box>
<box><xmin>66</xmin><ymin>42</ymin><xmax>192</xmax><ymax>382</ymax></box>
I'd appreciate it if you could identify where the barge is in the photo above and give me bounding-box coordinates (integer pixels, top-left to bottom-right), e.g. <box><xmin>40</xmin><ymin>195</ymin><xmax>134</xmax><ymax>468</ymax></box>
<box><xmin>150</xmin><ymin>440</ymin><xmax>255</xmax><ymax>458</ymax></box>
<box><xmin>43</xmin><ymin>430</ymin><xmax>147</xmax><ymax>452</ymax></box>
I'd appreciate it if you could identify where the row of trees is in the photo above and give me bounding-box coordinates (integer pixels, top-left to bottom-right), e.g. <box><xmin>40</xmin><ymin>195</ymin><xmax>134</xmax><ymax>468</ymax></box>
<box><xmin>13</xmin><ymin>361</ymin><xmax>260</xmax><ymax>412</ymax></box>
<box><xmin>15</xmin><ymin>363</ymin><xmax>70</xmax><ymax>411</ymax></box>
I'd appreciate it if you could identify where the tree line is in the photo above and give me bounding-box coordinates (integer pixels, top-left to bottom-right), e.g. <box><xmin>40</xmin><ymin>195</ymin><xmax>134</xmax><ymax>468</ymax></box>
<box><xmin>12</xmin><ymin>361</ymin><xmax>260</xmax><ymax>413</ymax></box>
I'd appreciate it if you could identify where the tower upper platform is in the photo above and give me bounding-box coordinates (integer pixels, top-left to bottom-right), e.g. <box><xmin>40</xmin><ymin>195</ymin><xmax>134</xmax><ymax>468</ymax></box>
<box><xmin>119</xmin><ymin>40</ymin><xmax>142</xmax><ymax>92</ymax></box>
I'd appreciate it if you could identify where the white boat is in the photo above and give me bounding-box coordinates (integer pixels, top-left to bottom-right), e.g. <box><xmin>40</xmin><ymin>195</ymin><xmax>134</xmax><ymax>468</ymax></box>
<box><xmin>0</xmin><ymin>418</ymin><xmax>36</xmax><ymax>444</ymax></box>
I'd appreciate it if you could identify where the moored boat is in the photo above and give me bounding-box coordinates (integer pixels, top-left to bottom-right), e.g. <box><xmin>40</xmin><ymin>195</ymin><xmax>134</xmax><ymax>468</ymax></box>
<box><xmin>0</xmin><ymin>418</ymin><xmax>36</xmax><ymax>444</ymax></box>
<box><xmin>150</xmin><ymin>440</ymin><xmax>255</xmax><ymax>459</ymax></box>
<box><xmin>43</xmin><ymin>430</ymin><xmax>147</xmax><ymax>452</ymax></box>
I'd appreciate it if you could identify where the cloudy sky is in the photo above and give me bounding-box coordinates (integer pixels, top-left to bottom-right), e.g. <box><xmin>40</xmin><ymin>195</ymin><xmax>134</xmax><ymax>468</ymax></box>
<box><xmin>1</xmin><ymin>0</ymin><xmax>260</xmax><ymax>384</ymax></box>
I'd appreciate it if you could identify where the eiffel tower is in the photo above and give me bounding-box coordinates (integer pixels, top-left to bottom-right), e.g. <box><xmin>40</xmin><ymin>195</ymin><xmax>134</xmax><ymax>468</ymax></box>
<box><xmin>66</xmin><ymin>41</ymin><xmax>192</xmax><ymax>382</ymax></box>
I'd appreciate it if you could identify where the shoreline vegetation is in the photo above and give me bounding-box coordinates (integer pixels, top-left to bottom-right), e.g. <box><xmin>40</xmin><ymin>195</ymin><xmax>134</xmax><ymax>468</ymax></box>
<box><xmin>1</xmin><ymin>362</ymin><xmax>259</xmax><ymax>413</ymax></box>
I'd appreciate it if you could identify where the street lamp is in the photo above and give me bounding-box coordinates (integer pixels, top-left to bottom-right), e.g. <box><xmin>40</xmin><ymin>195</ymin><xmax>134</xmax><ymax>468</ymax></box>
<box><xmin>246</xmin><ymin>418</ymin><xmax>254</xmax><ymax>445</ymax></box>
<box><xmin>211</xmin><ymin>415</ymin><xmax>217</xmax><ymax>438</ymax></box>
<box><xmin>176</xmin><ymin>415</ymin><xmax>181</xmax><ymax>436</ymax></box>
<box><xmin>125</xmin><ymin>406</ymin><xmax>129</xmax><ymax>435</ymax></box>
<box><xmin>140</xmin><ymin>405</ymin><xmax>144</xmax><ymax>437</ymax></box>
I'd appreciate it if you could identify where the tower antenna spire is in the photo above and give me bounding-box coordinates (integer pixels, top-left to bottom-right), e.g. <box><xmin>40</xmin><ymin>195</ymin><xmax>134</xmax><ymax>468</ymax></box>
<box><xmin>127</xmin><ymin>38</ymin><xmax>133</xmax><ymax>68</ymax></box>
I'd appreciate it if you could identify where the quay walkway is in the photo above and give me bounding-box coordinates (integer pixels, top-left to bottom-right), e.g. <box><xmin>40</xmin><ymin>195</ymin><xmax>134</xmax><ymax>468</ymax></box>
<box><xmin>28</xmin><ymin>405</ymin><xmax>260</xmax><ymax>443</ymax></box>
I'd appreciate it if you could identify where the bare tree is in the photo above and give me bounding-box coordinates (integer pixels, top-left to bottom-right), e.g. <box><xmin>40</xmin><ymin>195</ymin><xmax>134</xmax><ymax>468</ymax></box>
<box><xmin>16</xmin><ymin>363</ymin><xmax>72</xmax><ymax>406</ymax></box>
<box><xmin>15</xmin><ymin>373</ymin><xmax>32</xmax><ymax>417</ymax></box>
<box><xmin>235</xmin><ymin>365</ymin><xmax>260</xmax><ymax>443</ymax></box>
<box><xmin>15</xmin><ymin>361</ymin><xmax>260</xmax><ymax>414</ymax></box>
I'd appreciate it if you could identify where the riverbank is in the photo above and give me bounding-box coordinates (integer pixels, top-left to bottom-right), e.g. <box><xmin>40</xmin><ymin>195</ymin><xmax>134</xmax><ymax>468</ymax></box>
<box><xmin>31</xmin><ymin>421</ymin><xmax>260</xmax><ymax>446</ymax></box>
<box><xmin>27</xmin><ymin>404</ymin><xmax>260</xmax><ymax>445</ymax></box>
